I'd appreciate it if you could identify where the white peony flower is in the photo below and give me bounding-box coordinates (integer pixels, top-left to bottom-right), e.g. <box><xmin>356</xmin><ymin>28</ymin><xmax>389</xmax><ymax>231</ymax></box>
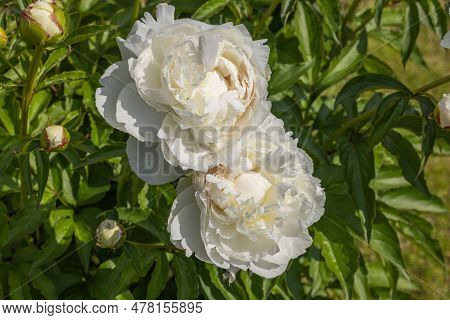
<box><xmin>437</xmin><ymin>94</ymin><xmax>450</xmax><ymax>128</ymax></box>
<box><xmin>95</xmin><ymin>3</ymin><xmax>271</xmax><ymax>183</ymax></box>
<box><xmin>441</xmin><ymin>31</ymin><xmax>450</xmax><ymax>49</ymax></box>
<box><xmin>167</xmin><ymin>115</ymin><xmax>325</xmax><ymax>279</ymax></box>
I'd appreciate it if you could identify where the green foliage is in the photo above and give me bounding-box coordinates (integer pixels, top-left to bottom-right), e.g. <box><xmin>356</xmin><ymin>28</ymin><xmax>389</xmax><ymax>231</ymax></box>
<box><xmin>0</xmin><ymin>0</ymin><xmax>448</xmax><ymax>300</ymax></box>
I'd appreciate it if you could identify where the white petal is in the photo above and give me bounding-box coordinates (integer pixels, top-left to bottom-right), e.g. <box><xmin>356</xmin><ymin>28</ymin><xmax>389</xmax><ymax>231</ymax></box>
<box><xmin>95</xmin><ymin>61</ymin><xmax>131</xmax><ymax>132</ymax></box>
<box><xmin>249</xmin><ymin>260</ymin><xmax>288</xmax><ymax>279</ymax></box>
<box><xmin>441</xmin><ymin>31</ymin><xmax>450</xmax><ymax>49</ymax></box>
<box><xmin>126</xmin><ymin>136</ymin><xmax>182</xmax><ymax>185</ymax></box>
<box><xmin>168</xmin><ymin>185</ymin><xmax>211</xmax><ymax>262</ymax></box>
<box><xmin>156</xmin><ymin>3</ymin><xmax>175</xmax><ymax>26</ymax></box>
<box><xmin>116</xmin><ymin>83</ymin><xmax>166</xmax><ymax>142</ymax></box>
<box><xmin>199</xmin><ymin>33</ymin><xmax>222</xmax><ymax>70</ymax></box>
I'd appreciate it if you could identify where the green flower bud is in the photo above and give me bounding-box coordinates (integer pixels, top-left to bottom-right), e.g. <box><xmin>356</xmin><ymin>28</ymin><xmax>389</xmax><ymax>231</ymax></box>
<box><xmin>96</xmin><ymin>220</ymin><xmax>126</xmax><ymax>249</ymax></box>
<box><xmin>40</xmin><ymin>125</ymin><xmax>70</xmax><ymax>151</ymax></box>
<box><xmin>0</xmin><ymin>27</ymin><xmax>7</xmax><ymax>48</ymax></box>
<box><xmin>18</xmin><ymin>0</ymin><xmax>66</xmax><ymax>46</ymax></box>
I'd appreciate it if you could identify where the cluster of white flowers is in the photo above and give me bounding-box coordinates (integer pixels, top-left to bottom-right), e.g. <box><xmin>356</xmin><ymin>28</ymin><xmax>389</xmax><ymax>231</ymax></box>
<box><xmin>95</xmin><ymin>3</ymin><xmax>326</xmax><ymax>278</ymax></box>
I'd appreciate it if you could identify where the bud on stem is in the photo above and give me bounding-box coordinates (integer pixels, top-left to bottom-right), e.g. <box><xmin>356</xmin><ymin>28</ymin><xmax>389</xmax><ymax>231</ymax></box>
<box><xmin>96</xmin><ymin>220</ymin><xmax>126</xmax><ymax>249</ymax></box>
<box><xmin>40</xmin><ymin>125</ymin><xmax>70</xmax><ymax>151</ymax></box>
<box><xmin>18</xmin><ymin>0</ymin><xmax>66</xmax><ymax>46</ymax></box>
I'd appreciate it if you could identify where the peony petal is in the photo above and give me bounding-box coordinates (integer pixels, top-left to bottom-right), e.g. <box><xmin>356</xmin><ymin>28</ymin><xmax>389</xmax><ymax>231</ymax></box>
<box><xmin>126</xmin><ymin>136</ymin><xmax>182</xmax><ymax>185</ymax></box>
<box><xmin>168</xmin><ymin>185</ymin><xmax>211</xmax><ymax>262</ymax></box>
<box><xmin>440</xmin><ymin>31</ymin><xmax>450</xmax><ymax>49</ymax></box>
<box><xmin>95</xmin><ymin>61</ymin><xmax>132</xmax><ymax>132</ymax></box>
<box><xmin>199</xmin><ymin>33</ymin><xmax>222</xmax><ymax>70</ymax></box>
<box><xmin>156</xmin><ymin>3</ymin><xmax>175</xmax><ymax>26</ymax></box>
<box><xmin>249</xmin><ymin>260</ymin><xmax>288</xmax><ymax>279</ymax></box>
<box><xmin>116</xmin><ymin>83</ymin><xmax>165</xmax><ymax>142</ymax></box>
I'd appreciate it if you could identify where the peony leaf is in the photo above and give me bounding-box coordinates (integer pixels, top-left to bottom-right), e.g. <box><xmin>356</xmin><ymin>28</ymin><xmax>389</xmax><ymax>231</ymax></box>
<box><xmin>314</xmin><ymin>218</ymin><xmax>360</xmax><ymax>299</ymax></box>
<box><xmin>268</xmin><ymin>61</ymin><xmax>313</xmax><ymax>94</ymax></box>
<box><xmin>318</xmin><ymin>31</ymin><xmax>367</xmax><ymax>91</ymax></box>
<box><xmin>63</xmin><ymin>24</ymin><xmax>117</xmax><ymax>46</ymax></box>
<box><xmin>173</xmin><ymin>254</ymin><xmax>199</xmax><ymax>299</ymax></box>
<box><xmin>192</xmin><ymin>0</ymin><xmax>230</xmax><ymax>21</ymax></box>
<box><xmin>146</xmin><ymin>253</ymin><xmax>170</xmax><ymax>299</ymax></box>
<box><xmin>401</xmin><ymin>0</ymin><xmax>420</xmax><ymax>66</ymax></box>
<box><xmin>379</xmin><ymin>187</ymin><xmax>448</xmax><ymax>214</ymax></box>
<box><xmin>382</xmin><ymin>131</ymin><xmax>429</xmax><ymax>197</ymax></box>
<box><xmin>34</xmin><ymin>149</ymin><xmax>49</xmax><ymax>205</ymax></box>
<box><xmin>338</xmin><ymin>137</ymin><xmax>376</xmax><ymax>239</ymax></box>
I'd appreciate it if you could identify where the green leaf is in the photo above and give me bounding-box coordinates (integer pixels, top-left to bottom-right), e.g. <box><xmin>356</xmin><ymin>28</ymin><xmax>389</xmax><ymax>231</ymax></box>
<box><xmin>319</xmin><ymin>31</ymin><xmax>367</xmax><ymax>90</ymax></box>
<box><xmin>123</xmin><ymin>242</ymin><xmax>143</xmax><ymax>276</ymax></box>
<box><xmin>7</xmin><ymin>207</ymin><xmax>42</xmax><ymax>245</ymax></box>
<box><xmin>383</xmin><ymin>209</ymin><xmax>445</xmax><ymax>267</ymax></box>
<box><xmin>37</xmin><ymin>71</ymin><xmax>86</xmax><ymax>90</ymax></box>
<box><xmin>401</xmin><ymin>0</ymin><xmax>420</xmax><ymax>65</ymax></box>
<box><xmin>382</xmin><ymin>131</ymin><xmax>429</xmax><ymax>196</ymax></box>
<box><xmin>19</xmin><ymin>153</ymin><xmax>34</xmax><ymax>202</ymax></box>
<box><xmin>268</xmin><ymin>61</ymin><xmax>313</xmax><ymax>94</ymax></box>
<box><xmin>88</xmin><ymin>248</ymin><xmax>159</xmax><ymax>299</ymax></box>
<box><xmin>379</xmin><ymin>187</ymin><xmax>448</xmax><ymax>214</ymax></box>
<box><xmin>74</xmin><ymin>219</ymin><xmax>92</xmax><ymax>274</ymax></box>
<box><xmin>269</xmin><ymin>61</ymin><xmax>312</xmax><ymax>94</ymax></box>
<box><xmin>173</xmin><ymin>254</ymin><xmax>199</xmax><ymax>299</ymax></box>
<box><xmin>335</xmin><ymin>73</ymin><xmax>411</xmax><ymax>108</ymax></box>
<box><xmin>316</xmin><ymin>0</ymin><xmax>342</xmax><ymax>43</ymax></box>
<box><xmin>371</xmin><ymin>212</ymin><xmax>406</xmax><ymax>276</ymax></box>
<box><xmin>146</xmin><ymin>253</ymin><xmax>169</xmax><ymax>299</ymax></box>
<box><xmin>117</xmin><ymin>207</ymin><xmax>169</xmax><ymax>242</ymax></box>
<box><xmin>280</xmin><ymin>0</ymin><xmax>296</xmax><ymax>24</ymax></box>
<box><xmin>415</xmin><ymin>95</ymin><xmax>437</xmax><ymax>168</ymax></box>
<box><xmin>368</xmin><ymin>93</ymin><xmax>408</xmax><ymax>147</ymax></box>
<box><xmin>375</xmin><ymin>0</ymin><xmax>387</xmax><ymax>27</ymax></box>
<box><xmin>192</xmin><ymin>0</ymin><xmax>230</xmax><ymax>20</ymax></box>
<box><xmin>204</xmin><ymin>263</ymin><xmax>237</xmax><ymax>300</ymax></box>
<box><xmin>34</xmin><ymin>149</ymin><xmax>49</xmax><ymax>205</ymax></box>
<box><xmin>0</xmin><ymin>148</ymin><xmax>15</xmax><ymax>177</ymax></box>
<box><xmin>75</xmin><ymin>143</ymin><xmax>126</xmax><ymax>169</ymax></box>
<box><xmin>314</xmin><ymin>218</ymin><xmax>360</xmax><ymax>299</ymax></box>
<box><xmin>64</xmin><ymin>24</ymin><xmax>117</xmax><ymax>45</ymax></box>
<box><xmin>38</xmin><ymin>47</ymin><xmax>71</xmax><ymax>81</ymax></box>
<box><xmin>338</xmin><ymin>137</ymin><xmax>376</xmax><ymax>239</ymax></box>
<box><xmin>0</xmin><ymin>202</ymin><xmax>9</xmax><ymax>249</ymax></box>
<box><xmin>292</xmin><ymin>0</ymin><xmax>323</xmax><ymax>83</ymax></box>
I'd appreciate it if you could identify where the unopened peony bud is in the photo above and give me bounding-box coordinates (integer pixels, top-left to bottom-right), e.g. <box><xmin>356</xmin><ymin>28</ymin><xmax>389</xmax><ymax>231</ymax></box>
<box><xmin>40</xmin><ymin>125</ymin><xmax>70</xmax><ymax>151</ymax></box>
<box><xmin>18</xmin><ymin>0</ymin><xmax>66</xmax><ymax>46</ymax></box>
<box><xmin>0</xmin><ymin>27</ymin><xmax>7</xmax><ymax>48</ymax></box>
<box><xmin>436</xmin><ymin>94</ymin><xmax>450</xmax><ymax>129</ymax></box>
<box><xmin>96</xmin><ymin>220</ymin><xmax>126</xmax><ymax>249</ymax></box>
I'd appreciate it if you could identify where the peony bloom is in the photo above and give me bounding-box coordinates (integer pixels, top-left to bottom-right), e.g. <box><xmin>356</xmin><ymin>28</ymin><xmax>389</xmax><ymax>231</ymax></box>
<box><xmin>167</xmin><ymin>115</ymin><xmax>325</xmax><ymax>279</ymax></box>
<box><xmin>436</xmin><ymin>94</ymin><xmax>450</xmax><ymax>129</ymax></box>
<box><xmin>441</xmin><ymin>31</ymin><xmax>450</xmax><ymax>49</ymax></box>
<box><xmin>96</xmin><ymin>3</ymin><xmax>271</xmax><ymax>183</ymax></box>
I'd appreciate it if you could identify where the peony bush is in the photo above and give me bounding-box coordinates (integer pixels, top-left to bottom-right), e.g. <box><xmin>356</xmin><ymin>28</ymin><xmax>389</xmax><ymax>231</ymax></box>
<box><xmin>0</xmin><ymin>0</ymin><xmax>448</xmax><ymax>300</ymax></box>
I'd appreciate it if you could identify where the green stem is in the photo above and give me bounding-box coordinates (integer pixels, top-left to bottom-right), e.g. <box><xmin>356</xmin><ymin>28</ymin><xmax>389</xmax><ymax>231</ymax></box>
<box><xmin>413</xmin><ymin>74</ymin><xmax>450</xmax><ymax>95</ymax></box>
<box><xmin>132</xmin><ymin>0</ymin><xmax>141</xmax><ymax>22</ymax></box>
<box><xmin>19</xmin><ymin>44</ymin><xmax>44</xmax><ymax>203</ymax></box>
<box><xmin>126</xmin><ymin>240</ymin><xmax>182</xmax><ymax>253</ymax></box>
<box><xmin>323</xmin><ymin>74</ymin><xmax>450</xmax><ymax>150</ymax></box>
<box><xmin>253</xmin><ymin>0</ymin><xmax>282</xmax><ymax>38</ymax></box>
<box><xmin>323</xmin><ymin>108</ymin><xmax>377</xmax><ymax>150</ymax></box>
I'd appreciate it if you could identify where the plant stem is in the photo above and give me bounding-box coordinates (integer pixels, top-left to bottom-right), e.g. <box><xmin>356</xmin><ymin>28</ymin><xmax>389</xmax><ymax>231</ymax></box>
<box><xmin>253</xmin><ymin>0</ymin><xmax>282</xmax><ymax>38</ymax></box>
<box><xmin>19</xmin><ymin>44</ymin><xmax>44</xmax><ymax>203</ymax></box>
<box><xmin>126</xmin><ymin>240</ymin><xmax>182</xmax><ymax>253</ymax></box>
<box><xmin>132</xmin><ymin>0</ymin><xmax>141</xmax><ymax>22</ymax></box>
<box><xmin>413</xmin><ymin>74</ymin><xmax>450</xmax><ymax>95</ymax></box>
<box><xmin>323</xmin><ymin>108</ymin><xmax>377</xmax><ymax>150</ymax></box>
